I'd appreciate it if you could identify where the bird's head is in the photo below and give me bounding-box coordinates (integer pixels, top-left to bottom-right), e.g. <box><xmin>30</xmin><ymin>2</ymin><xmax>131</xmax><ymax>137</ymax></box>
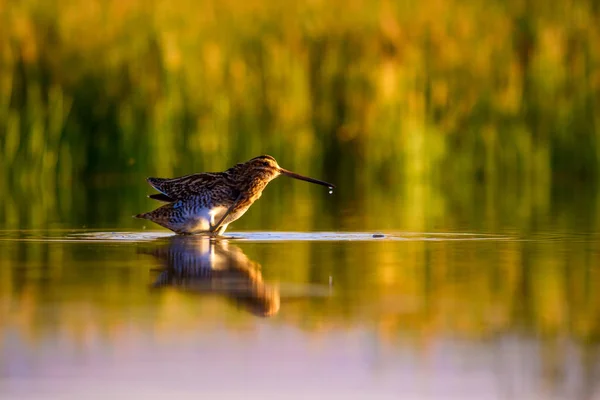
<box><xmin>243</xmin><ymin>155</ymin><xmax>282</xmax><ymax>182</ymax></box>
<box><xmin>239</xmin><ymin>155</ymin><xmax>335</xmax><ymax>189</ymax></box>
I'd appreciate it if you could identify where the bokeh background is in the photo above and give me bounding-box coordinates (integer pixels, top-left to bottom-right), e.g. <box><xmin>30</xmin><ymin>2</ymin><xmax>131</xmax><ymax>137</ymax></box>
<box><xmin>1</xmin><ymin>0</ymin><xmax>599</xmax><ymax>232</ymax></box>
<box><xmin>2</xmin><ymin>2</ymin><xmax>600</xmax><ymax>397</ymax></box>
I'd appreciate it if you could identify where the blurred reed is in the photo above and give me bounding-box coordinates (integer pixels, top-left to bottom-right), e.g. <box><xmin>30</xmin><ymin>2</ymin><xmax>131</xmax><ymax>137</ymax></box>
<box><xmin>0</xmin><ymin>0</ymin><xmax>599</xmax><ymax>229</ymax></box>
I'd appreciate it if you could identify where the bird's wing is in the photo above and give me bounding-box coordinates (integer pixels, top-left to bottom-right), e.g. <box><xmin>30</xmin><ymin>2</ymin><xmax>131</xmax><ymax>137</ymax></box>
<box><xmin>146</xmin><ymin>172</ymin><xmax>223</xmax><ymax>200</ymax></box>
<box><xmin>148</xmin><ymin>193</ymin><xmax>175</xmax><ymax>202</ymax></box>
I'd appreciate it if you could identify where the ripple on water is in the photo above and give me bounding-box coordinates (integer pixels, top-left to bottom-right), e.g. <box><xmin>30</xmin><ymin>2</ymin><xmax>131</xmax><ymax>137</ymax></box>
<box><xmin>0</xmin><ymin>229</ymin><xmax>516</xmax><ymax>243</ymax></box>
<box><xmin>228</xmin><ymin>231</ymin><xmax>512</xmax><ymax>242</ymax></box>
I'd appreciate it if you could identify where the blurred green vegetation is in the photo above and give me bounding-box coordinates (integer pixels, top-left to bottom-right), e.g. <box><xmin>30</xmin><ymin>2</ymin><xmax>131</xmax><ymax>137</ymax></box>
<box><xmin>1</xmin><ymin>0</ymin><xmax>599</xmax><ymax>230</ymax></box>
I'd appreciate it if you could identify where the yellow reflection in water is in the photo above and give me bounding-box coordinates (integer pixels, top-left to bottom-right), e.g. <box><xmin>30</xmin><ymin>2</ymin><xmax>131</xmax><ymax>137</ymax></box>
<box><xmin>1</xmin><ymin>232</ymin><xmax>600</xmax><ymax>397</ymax></box>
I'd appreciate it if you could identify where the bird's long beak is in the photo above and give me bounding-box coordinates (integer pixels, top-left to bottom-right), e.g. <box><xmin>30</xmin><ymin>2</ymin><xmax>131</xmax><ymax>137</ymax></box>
<box><xmin>279</xmin><ymin>168</ymin><xmax>335</xmax><ymax>188</ymax></box>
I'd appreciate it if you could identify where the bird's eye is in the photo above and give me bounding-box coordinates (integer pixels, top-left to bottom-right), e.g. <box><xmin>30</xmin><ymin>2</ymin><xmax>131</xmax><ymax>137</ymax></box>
<box><xmin>262</xmin><ymin>161</ymin><xmax>270</xmax><ymax>167</ymax></box>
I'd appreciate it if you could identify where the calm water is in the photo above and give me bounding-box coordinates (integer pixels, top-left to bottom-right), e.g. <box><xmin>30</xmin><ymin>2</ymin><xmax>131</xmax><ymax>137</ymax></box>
<box><xmin>1</xmin><ymin>224</ymin><xmax>600</xmax><ymax>399</ymax></box>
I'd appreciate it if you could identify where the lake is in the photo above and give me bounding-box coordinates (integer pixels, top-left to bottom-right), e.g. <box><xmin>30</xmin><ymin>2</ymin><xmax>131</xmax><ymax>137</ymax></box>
<box><xmin>1</xmin><ymin>197</ymin><xmax>599</xmax><ymax>400</ymax></box>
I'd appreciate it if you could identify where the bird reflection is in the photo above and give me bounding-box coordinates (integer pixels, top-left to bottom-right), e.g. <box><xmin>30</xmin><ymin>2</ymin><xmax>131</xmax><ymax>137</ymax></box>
<box><xmin>140</xmin><ymin>236</ymin><xmax>280</xmax><ymax>317</ymax></box>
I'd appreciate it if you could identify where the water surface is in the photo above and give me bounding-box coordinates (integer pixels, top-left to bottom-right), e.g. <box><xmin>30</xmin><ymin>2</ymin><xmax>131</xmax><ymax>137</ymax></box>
<box><xmin>1</xmin><ymin>228</ymin><xmax>599</xmax><ymax>399</ymax></box>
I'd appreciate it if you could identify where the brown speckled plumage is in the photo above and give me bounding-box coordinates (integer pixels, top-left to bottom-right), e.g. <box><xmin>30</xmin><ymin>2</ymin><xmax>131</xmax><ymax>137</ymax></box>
<box><xmin>135</xmin><ymin>155</ymin><xmax>334</xmax><ymax>235</ymax></box>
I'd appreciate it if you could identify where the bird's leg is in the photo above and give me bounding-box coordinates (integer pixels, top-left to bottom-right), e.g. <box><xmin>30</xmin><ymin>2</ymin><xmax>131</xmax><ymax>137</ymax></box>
<box><xmin>210</xmin><ymin>193</ymin><xmax>242</xmax><ymax>235</ymax></box>
<box><xmin>215</xmin><ymin>224</ymin><xmax>229</xmax><ymax>236</ymax></box>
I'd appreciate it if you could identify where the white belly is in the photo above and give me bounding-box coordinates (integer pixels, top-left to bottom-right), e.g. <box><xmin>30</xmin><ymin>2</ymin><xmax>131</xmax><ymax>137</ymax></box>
<box><xmin>177</xmin><ymin>205</ymin><xmax>228</xmax><ymax>234</ymax></box>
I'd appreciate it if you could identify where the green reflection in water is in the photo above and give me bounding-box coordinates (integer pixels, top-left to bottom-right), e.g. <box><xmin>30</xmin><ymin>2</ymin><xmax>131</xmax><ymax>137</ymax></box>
<box><xmin>1</xmin><ymin>231</ymin><xmax>600</xmax><ymax>395</ymax></box>
<box><xmin>1</xmin><ymin>232</ymin><xmax>600</xmax><ymax>342</ymax></box>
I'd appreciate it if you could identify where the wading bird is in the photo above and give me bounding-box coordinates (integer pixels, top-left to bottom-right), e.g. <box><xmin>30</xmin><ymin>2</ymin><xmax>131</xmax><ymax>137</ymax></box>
<box><xmin>135</xmin><ymin>155</ymin><xmax>334</xmax><ymax>235</ymax></box>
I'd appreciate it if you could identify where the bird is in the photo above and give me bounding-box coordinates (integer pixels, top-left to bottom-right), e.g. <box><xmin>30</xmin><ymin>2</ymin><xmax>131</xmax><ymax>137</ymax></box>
<box><xmin>135</xmin><ymin>155</ymin><xmax>335</xmax><ymax>235</ymax></box>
